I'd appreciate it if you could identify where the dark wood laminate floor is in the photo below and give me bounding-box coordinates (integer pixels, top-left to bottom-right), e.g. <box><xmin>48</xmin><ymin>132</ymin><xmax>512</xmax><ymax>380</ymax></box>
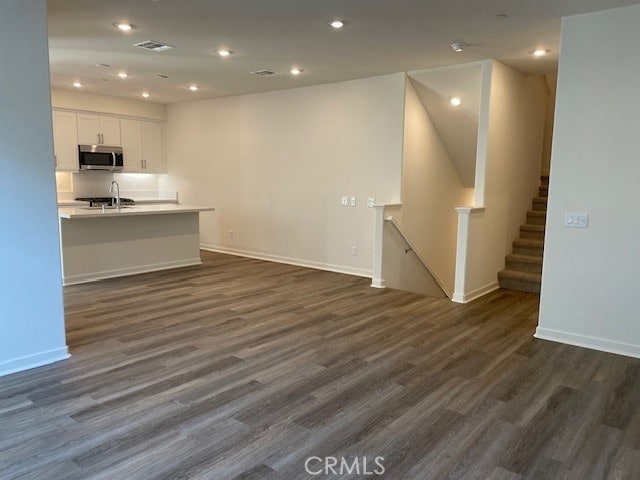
<box><xmin>1</xmin><ymin>251</ymin><xmax>640</xmax><ymax>479</ymax></box>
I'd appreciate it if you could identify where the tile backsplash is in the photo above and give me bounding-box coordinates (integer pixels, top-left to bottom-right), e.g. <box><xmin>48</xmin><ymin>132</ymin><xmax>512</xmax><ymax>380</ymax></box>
<box><xmin>56</xmin><ymin>172</ymin><xmax>176</xmax><ymax>202</ymax></box>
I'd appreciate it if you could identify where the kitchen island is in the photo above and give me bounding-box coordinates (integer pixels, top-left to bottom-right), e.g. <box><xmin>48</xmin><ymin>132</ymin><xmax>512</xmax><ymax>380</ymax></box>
<box><xmin>58</xmin><ymin>204</ymin><xmax>215</xmax><ymax>285</ymax></box>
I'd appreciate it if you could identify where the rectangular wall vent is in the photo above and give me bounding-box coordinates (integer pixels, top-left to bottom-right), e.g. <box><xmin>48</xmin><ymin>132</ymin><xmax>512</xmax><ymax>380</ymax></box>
<box><xmin>133</xmin><ymin>40</ymin><xmax>175</xmax><ymax>53</ymax></box>
<box><xmin>250</xmin><ymin>70</ymin><xmax>282</xmax><ymax>77</ymax></box>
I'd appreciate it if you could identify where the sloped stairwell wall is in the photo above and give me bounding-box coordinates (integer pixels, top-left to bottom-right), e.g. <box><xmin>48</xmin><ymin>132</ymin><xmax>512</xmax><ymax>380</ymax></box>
<box><xmin>385</xmin><ymin>75</ymin><xmax>473</xmax><ymax>295</ymax></box>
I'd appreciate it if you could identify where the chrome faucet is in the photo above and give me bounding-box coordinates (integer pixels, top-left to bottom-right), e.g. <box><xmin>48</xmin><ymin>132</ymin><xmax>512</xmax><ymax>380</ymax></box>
<box><xmin>109</xmin><ymin>180</ymin><xmax>120</xmax><ymax>208</ymax></box>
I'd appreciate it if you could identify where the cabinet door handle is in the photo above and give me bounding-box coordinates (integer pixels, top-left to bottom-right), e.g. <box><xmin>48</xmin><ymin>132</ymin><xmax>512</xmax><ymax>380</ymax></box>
<box><xmin>97</xmin><ymin>133</ymin><xmax>101</xmax><ymax>144</ymax></box>
<box><xmin>144</xmin><ymin>160</ymin><xmax>147</xmax><ymax>170</ymax></box>
<box><xmin>141</xmin><ymin>159</ymin><xmax>143</xmax><ymax>169</ymax></box>
<box><xmin>101</xmin><ymin>133</ymin><xmax>105</xmax><ymax>144</ymax></box>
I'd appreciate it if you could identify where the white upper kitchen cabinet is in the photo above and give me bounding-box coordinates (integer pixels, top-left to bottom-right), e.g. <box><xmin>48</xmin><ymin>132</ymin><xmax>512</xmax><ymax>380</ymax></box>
<box><xmin>141</xmin><ymin>121</ymin><xmax>163</xmax><ymax>173</ymax></box>
<box><xmin>52</xmin><ymin>111</ymin><xmax>79</xmax><ymax>171</ymax></box>
<box><xmin>77</xmin><ymin>114</ymin><xmax>121</xmax><ymax>146</ymax></box>
<box><xmin>121</xmin><ymin>119</ymin><xmax>164</xmax><ymax>173</ymax></box>
<box><xmin>99</xmin><ymin>117</ymin><xmax>121</xmax><ymax>146</ymax></box>
<box><xmin>120</xmin><ymin>119</ymin><xmax>144</xmax><ymax>172</ymax></box>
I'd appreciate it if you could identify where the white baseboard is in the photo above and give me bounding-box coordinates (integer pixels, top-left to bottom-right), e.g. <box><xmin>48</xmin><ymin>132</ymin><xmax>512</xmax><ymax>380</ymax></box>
<box><xmin>535</xmin><ymin>327</ymin><xmax>640</xmax><ymax>359</ymax></box>
<box><xmin>370</xmin><ymin>278</ymin><xmax>386</xmax><ymax>288</ymax></box>
<box><xmin>63</xmin><ymin>258</ymin><xmax>202</xmax><ymax>285</ymax></box>
<box><xmin>201</xmin><ymin>244</ymin><xmax>373</xmax><ymax>279</ymax></box>
<box><xmin>452</xmin><ymin>282</ymin><xmax>500</xmax><ymax>304</ymax></box>
<box><xmin>0</xmin><ymin>347</ymin><xmax>70</xmax><ymax>378</ymax></box>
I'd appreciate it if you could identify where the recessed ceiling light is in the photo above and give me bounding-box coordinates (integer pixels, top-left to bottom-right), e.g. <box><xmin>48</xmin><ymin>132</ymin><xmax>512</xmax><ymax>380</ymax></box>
<box><xmin>216</xmin><ymin>49</ymin><xmax>232</xmax><ymax>57</ymax></box>
<box><xmin>532</xmin><ymin>49</ymin><xmax>548</xmax><ymax>57</ymax></box>
<box><xmin>142</xmin><ymin>92</ymin><xmax>150</xmax><ymax>98</ymax></box>
<box><xmin>116</xmin><ymin>22</ymin><xmax>133</xmax><ymax>32</ymax></box>
<box><xmin>118</xmin><ymin>72</ymin><xmax>128</xmax><ymax>78</ymax></box>
<box><xmin>450</xmin><ymin>97</ymin><xmax>461</xmax><ymax>106</ymax></box>
<box><xmin>451</xmin><ymin>42</ymin><xmax>465</xmax><ymax>53</ymax></box>
<box><xmin>330</xmin><ymin>20</ymin><xmax>346</xmax><ymax>29</ymax></box>
<box><xmin>189</xmin><ymin>85</ymin><xmax>199</xmax><ymax>91</ymax></box>
<box><xmin>290</xmin><ymin>67</ymin><xmax>302</xmax><ymax>76</ymax></box>
<box><xmin>73</xmin><ymin>82</ymin><xmax>83</xmax><ymax>88</ymax></box>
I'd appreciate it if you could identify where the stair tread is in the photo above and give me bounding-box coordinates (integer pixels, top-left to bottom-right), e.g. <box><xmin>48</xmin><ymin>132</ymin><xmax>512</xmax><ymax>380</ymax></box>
<box><xmin>527</xmin><ymin>210</ymin><xmax>546</xmax><ymax>217</ymax></box>
<box><xmin>532</xmin><ymin>197</ymin><xmax>548</xmax><ymax>203</ymax></box>
<box><xmin>513</xmin><ymin>238</ymin><xmax>544</xmax><ymax>247</ymax></box>
<box><xmin>506</xmin><ymin>254</ymin><xmax>543</xmax><ymax>264</ymax></box>
<box><xmin>520</xmin><ymin>224</ymin><xmax>545</xmax><ymax>232</ymax></box>
<box><xmin>498</xmin><ymin>269</ymin><xmax>542</xmax><ymax>282</ymax></box>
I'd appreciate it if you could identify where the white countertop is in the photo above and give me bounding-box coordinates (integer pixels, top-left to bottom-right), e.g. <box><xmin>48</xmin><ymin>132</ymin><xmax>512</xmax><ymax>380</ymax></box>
<box><xmin>59</xmin><ymin>204</ymin><xmax>215</xmax><ymax>219</ymax></box>
<box><xmin>58</xmin><ymin>200</ymin><xmax>89</xmax><ymax>207</ymax></box>
<box><xmin>57</xmin><ymin>199</ymin><xmax>178</xmax><ymax>207</ymax></box>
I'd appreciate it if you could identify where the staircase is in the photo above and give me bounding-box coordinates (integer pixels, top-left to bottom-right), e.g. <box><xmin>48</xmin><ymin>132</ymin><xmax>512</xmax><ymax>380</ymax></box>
<box><xmin>498</xmin><ymin>175</ymin><xmax>548</xmax><ymax>293</ymax></box>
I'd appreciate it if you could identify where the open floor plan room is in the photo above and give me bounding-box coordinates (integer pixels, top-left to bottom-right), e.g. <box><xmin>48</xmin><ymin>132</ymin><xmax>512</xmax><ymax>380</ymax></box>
<box><xmin>1</xmin><ymin>253</ymin><xmax>639</xmax><ymax>479</ymax></box>
<box><xmin>4</xmin><ymin>1</ymin><xmax>640</xmax><ymax>478</ymax></box>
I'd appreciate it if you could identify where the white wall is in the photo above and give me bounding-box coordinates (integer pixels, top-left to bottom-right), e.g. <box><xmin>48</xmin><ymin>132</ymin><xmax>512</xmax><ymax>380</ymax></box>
<box><xmin>458</xmin><ymin>61</ymin><xmax>547</xmax><ymax>301</ymax></box>
<box><xmin>398</xmin><ymin>77</ymin><xmax>473</xmax><ymax>294</ymax></box>
<box><xmin>0</xmin><ymin>0</ymin><xmax>68</xmax><ymax>376</ymax></box>
<box><xmin>538</xmin><ymin>4</ymin><xmax>640</xmax><ymax>358</ymax></box>
<box><xmin>161</xmin><ymin>74</ymin><xmax>405</xmax><ymax>276</ymax></box>
<box><xmin>51</xmin><ymin>88</ymin><xmax>167</xmax><ymax>121</ymax></box>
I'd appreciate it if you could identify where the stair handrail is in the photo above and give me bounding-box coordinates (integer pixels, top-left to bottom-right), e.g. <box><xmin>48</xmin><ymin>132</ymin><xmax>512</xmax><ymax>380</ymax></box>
<box><xmin>384</xmin><ymin>216</ymin><xmax>452</xmax><ymax>298</ymax></box>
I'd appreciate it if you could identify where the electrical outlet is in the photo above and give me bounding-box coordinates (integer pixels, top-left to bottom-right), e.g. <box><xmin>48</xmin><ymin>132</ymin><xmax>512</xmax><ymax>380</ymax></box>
<box><xmin>229</xmin><ymin>230</ymin><xmax>234</xmax><ymax>239</ymax></box>
<box><xmin>367</xmin><ymin>197</ymin><xmax>376</xmax><ymax>207</ymax></box>
<box><xmin>341</xmin><ymin>196</ymin><xmax>349</xmax><ymax>206</ymax></box>
<box><xmin>352</xmin><ymin>246</ymin><xmax>358</xmax><ymax>256</ymax></box>
<box><xmin>350</xmin><ymin>196</ymin><xmax>357</xmax><ymax>207</ymax></box>
<box><xmin>564</xmin><ymin>212</ymin><xmax>589</xmax><ymax>228</ymax></box>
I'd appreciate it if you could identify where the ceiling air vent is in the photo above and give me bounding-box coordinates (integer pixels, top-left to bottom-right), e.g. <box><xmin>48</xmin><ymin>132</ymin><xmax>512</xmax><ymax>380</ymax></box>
<box><xmin>133</xmin><ymin>40</ymin><xmax>175</xmax><ymax>53</ymax></box>
<box><xmin>251</xmin><ymin>70</ymin><xmax>282</xmax><ymax>77</ymax></box>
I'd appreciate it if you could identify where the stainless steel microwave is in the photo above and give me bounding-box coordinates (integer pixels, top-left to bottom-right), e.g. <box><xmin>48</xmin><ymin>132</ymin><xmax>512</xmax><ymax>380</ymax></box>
<box><xmin>78</xmin><ymin>145</ymin><xmax>124</xmax><ymax>171</ymax></box>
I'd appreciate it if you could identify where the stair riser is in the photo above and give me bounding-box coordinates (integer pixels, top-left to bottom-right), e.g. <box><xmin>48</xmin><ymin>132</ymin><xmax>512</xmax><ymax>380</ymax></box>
<box><xmin>526</xmin><ymin>214</ymin><xmax>546</xmax><ymax>225</ymax></box>
<box><xmin>520</xmin><ymin>230</ymin><xmax>545</xmax><ymax>240</ymax></box>
<box><xmin>513</xmin><ymin>245</ymin><xmax>544</xmax><ymax>257</ymax></box>
<box><xmin>499</xmin><ymin>277</ymin><xmax>541</xmax><ymax>293</ymax></box>
<box><xmin>505</xmin><ymin>260</ymin><xmax>543</xmax><ymax>274</ymax></box>
<box><xmin>538</xmin><ymin>187</ymin><xmax>548</xmax><ymax>197</ymax></box>
<box><xmin>532</xmin><ymin>202</ymin><xmax>547</xmax><ymax>212</ymax></box>
<box><xmin>540</xmin><ymin>176</ymin><xmax>549</xmax><ymax>186</ymax></box>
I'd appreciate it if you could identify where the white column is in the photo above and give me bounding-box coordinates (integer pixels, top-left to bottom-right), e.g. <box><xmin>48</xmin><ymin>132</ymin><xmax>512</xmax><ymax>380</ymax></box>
<box><xmin>371</xmin><ymin>206</ymin><xmax>386</xmax><ymax>288</ymax></box>
<box><xmin>452</xmin><ymin>206</ymin><xmax>485</xmax><ymax>303</ymax></box>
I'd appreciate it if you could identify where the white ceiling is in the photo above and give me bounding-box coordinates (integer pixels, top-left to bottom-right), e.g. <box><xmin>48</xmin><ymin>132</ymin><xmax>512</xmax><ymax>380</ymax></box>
<box><xmin>47</xmin><ymin>0</ymin><xmax>640</xmax><ymax>104</ymax></box>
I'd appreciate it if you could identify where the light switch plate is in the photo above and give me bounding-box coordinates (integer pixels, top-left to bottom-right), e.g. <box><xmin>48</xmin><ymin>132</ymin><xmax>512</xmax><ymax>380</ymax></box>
<box><xmin>564</xmin><ymin>212</ymin><xmax>589</xmax><ymax>228</ymax></box>
<box><xmin>341</xmin><ymin>196</ymin><xmax>349</xmax><ymax>206</ymax></box>
<box><xmin>350</xmin><ymin>196</ymin><xmax>357</xmax><ymax>207</ymax></box>
<box><xmin>367</xmin><ymin>197</ymin><xmax>376</xmax><ymax>207</ymax></box>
